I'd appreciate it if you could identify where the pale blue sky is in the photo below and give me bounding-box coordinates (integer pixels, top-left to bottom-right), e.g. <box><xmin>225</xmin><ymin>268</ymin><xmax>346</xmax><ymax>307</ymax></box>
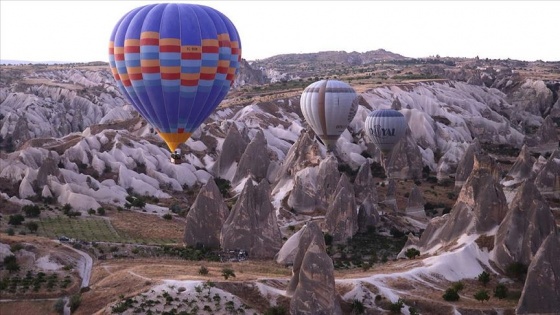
<box><xmin>1</xmin><ymin>1</ymin><xmax>558</xmax><ymax>63</ymax></box>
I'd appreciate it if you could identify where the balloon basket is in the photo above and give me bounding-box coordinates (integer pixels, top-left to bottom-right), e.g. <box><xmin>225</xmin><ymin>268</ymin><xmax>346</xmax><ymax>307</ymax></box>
<box><xmin>170</xmin><ymin>153</ymin><xmax>182</xmax><ymax>164</ymax></box>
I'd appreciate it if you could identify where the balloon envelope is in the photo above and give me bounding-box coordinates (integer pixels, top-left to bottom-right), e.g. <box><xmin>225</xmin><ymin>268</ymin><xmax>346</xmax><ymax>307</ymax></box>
<box><xmin>300</xmin><ymin>79</ymin><xmax>358</xmax><ymax>150</ymax></box>
<box><xmin>365</xmin><ymin>109</ymin><xmax>407</xmax><ymax>154</ymax></box>
<box><xmin>109</xmin><ymin>3</ymin><xmax>241</xmax><ymax>152</ymax></box>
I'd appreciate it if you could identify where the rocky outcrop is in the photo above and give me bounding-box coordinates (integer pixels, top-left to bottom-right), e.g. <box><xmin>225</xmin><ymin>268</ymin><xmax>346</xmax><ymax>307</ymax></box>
<box><xmin>212</xmin><ymin>123</ymin><xmax>248</xmax><ymax>180</ymax></box>
<box><xmin>233</xmin><ymin>59</ymin><xmax>269</xmax><ymax>88</ymax></box>
<box><xmin>385</xmin><ymin>127</ymin><xmax>423</xmax><ymax>179</ymax></box>
<box><xmin>232</xmin><ymin>130</ymin><xmax>270</xmax><ymax>184</ymax></box>
<box><xmin>525</xmin><ymin>115</ymin><xmax>559</xmax><ymax>149</ymax></box>
<box><xmin>287</xmin><ymin>221</ymin><xmax>342</xmax><ymax>315</ymax></box>
<box><xmin>357</xmin><ymin>195</ymin><xmax>380</xmax><ymax>233</ymax></box>
<box><xmin>183</xmin><ymin>178</ymin><xmax>230</xmax><ymax>248</ymax></box>
<box><xmin>383</xmin><ymin>179</ymin><xmax>398</xmax><ymax>213</ymax></box>
<box><xmin>315</xmin><ymin>154</ymin><xmax>341</xmax><ymax>212</ymax></box>
<box><xmin>272</xmin><ymin>127</ymin><xmax>322</xmax><ymax>188</ymax></box>
<box><xmin>36</xmin><ymin>155</ymin><xmax>65</xmax><ymax>188</ymax></box>
<box><xmin>505</xmin><ymin>144</ymin><xmax>535</xmax><ymax>182</ymax></box>
<box><xmin>507</xmin><ymin>79</ymin><xmax>554</xmax><ymax>117</ymax></box>
<box><xmin>516</xmin><ymin>233</ymin><xmax>560</xmax><ymax>315</ymax></box>
<box><xmin>455</xmin><ymin>139</ymin><xmax>481</xmax><ymax>190</ymax></box>
<box><xmin>493</xmin><ymin>180</ymin><xmax>557</xmax><ymax>272</ymax></box>
<box><xmin>353</xmin><ymin>160</ymin><xmax>378</xmax><ymax>204</ymax></box>
<box><xmin>415</xmin><ymin>154</ymin><xmax>508</xmax><ymax>250</ymax></box>
<box><xmin>405</xmin><ymin>185</ymin><xmax>427</xmax><ymax>220</ymax></box>
<box><xmin>325</xmin><ymin>174</ymin><xmax>358</xmax><ymax>243</ymax></box>
<box><xmin>533</xmin><ymin>150</ymin><xmax>560</xmax><ymax>194</ymax></box>
<box><xmin>287</xmin><ymin>168</ymin><xmax>319</xmax><ymax>215</ymax></box>
<box><xmin>220</xmin><ymin>179</ymin><xmax>282</xmax><ymax>259</ymax></box>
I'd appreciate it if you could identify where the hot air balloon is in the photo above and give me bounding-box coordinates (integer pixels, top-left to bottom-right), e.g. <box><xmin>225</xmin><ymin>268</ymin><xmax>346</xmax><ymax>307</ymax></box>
<box><xmin>108</xmin><ymin>3</ymin><xmax>241</xmax><ymax>158</ymax></box>
<box><xmin>364</xmin><ymin>109</ymin><xmax>407</xmax><ymax>155</ymax></box>
<box><xmin>300</xmin><ymin>79</ymin><xmax>358</xmax><ymax>151</ymax></box>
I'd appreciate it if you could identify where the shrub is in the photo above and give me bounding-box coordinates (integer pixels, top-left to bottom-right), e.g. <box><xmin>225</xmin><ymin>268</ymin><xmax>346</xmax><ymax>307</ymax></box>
<box><xmin>221</xmin><ymin>268</ymin><xmax>236</xmax><ymax>280</ymax></box>
<box><xmin>162</xmin><ymin>213</ymin><xmax>173</xmax><ymax>220</ymax></box>
<box><xmin>351</xmin><ymin>299</ymin><xmax>365</xmax><ymax>314</ymax></box>
<box><xmin>97</xmin><ymin>207</ymin><xmax>105</xmax><ymax>216</ymax></box>
<box><xmin>214</xmin><ymin>177</ymin><xmax>231</xmax><ymax>197</ymax></box>
<box><xmin>264</xmin><ymin>305</ymin><xmax>287</xmax><ymax>315</ymax></box>
<box><xmin>442</xmin><ymin>288</ymin><xmax>460</xmax><ymax>301</ymax></box>
<box><xmin>7</xmin><ymin>228</ymin><xmax>15</xmax><ymax>236</ymax></box>
<box><xmin>474</xmin><ymin>290</ymin><xmax>490</xmax><ymax>303</ymax></box>
<box><xmin>87</xmin><ymin>209</ymin><xmax>96</xmax><ymax>215</ymax></box>
<box><xmin>324</xmin><ymin>233</ymin><xmax>333</xmax><ymax>246</ymax></box>
<box><xmin>53</xmin><ymin>298</ymin><xmax>65</xmax><ymax>314</ymax></box>
<box><xmin>494</xmin><ymin>283</ymin><xmax>508</xmax><ymax>299</ymax></box>
<box><xmin>198</xmin><ymin>266</ymin><xmax>209</xmax><ymax>275</ymax></box>
<box><xmin>8</xmin><ymin>214</ymin><xmax>25</xmax><ymax>225</ymax></box>
<box><xmin>4</xmin><ymin>255</ymin><xmax>20</xmax><ymax>273</ymax></box>
<box><xmin>506</xmin><ymin>262</ymin><xmax>528</xmax><ymax>281</ymax></box>
<box><xmin>477</xmin><ymin>271</ymin><xmax>491</xmax><ymax>286</ymax></box>
<box><xmin>405</xmin><ymin>247</ymin><xmax>420</xmax><ymax>259</ymax></box>
<box><xmin>22</xmin><ymin>204</ymin><xmax>41</xmax><ymax>217</ymax></box>
<box><xmin>25</xmin><ymin>221</ymin><xmax>39</xmax><ymax>233</ymax></box>
<box><xmin>451</xmin><ymin>281</ymin><xmax>464</xmax><ymax>292</ymax></box>
<box><xmin>389</xmin><ymin>298</ymin><xmax>404</xmax><ymax>314</ymax></box>
<box><xmin>409</xmin><ymin>307</ymin><xmax>419</xmax><ymax>315</ymax></box>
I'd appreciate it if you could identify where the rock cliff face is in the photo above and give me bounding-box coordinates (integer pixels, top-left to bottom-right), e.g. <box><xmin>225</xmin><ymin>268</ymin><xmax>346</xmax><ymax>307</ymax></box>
<box><xmin>405</xmin><ymin>185</ymin><xmax>427</xmax><ymax>220</ymax></box>
<box><xmin>414</xmin><ymin>154</ymin><xmax>508</xmax><ymax>250</ymax></box>
<box><xmin>353</xmin><ymin>160</ymin><xmax>378</xmax><ymax>204</ymax></box>
<box><xmin>505</xmin><ymin>144</ymin><xmax>535</xmax><ymax>182</ymax></box>
<box><xmin>183</xmin><ymin>178</ymin><xmax>230</xmax><ymax>248</ymax></box>
<box><xmin>315</xmin><ymin>154</ymin><xmax>341</xmax><ymax>212</ymax></box>
<box><xmin>325</xmin><ymin>174</ymin><xmax>358</xmax><ymax>243</ymax></box>
<box><xmin>533</xmin><ymin>150</ymin><xmax>560</xmax><ymax>193</ymax></box>
<box><xmin>232</xmin><ymin>130</ymin><xmax>270</xmax><ymax>184</ymax></box>
<box><xmin>492</xmin><ymin>180</ymin><xmax>557</xmax><ymax>272</ymax></box>
<box><xmin>357</xmin><ymin>196</ymin><xmax>380</xmax><ymax>233</ymax></box>
<box><xmin>287</xmin><ymin>168</ymin><xmax>319</xmax><ymax>214</ymax></box>
<box><xmin>525</xmin><ymin>115</ymin><xmax>559</xmax><ymax>149</ymax></box>
<box><xmin>286</xmin><ymin>221</ymin><xmax>342</xmax><ymax>315</ymax></box>
<box><xmin>454</xmin><ymin>139</ymin><xmax>481</xmax><ymax>190</ymax></box>
<box><xmin>385</xmin><ymin>127</ymin><xmax>423</xmax><ymax>179</ymax></box>
<box><xmin>516</xmin><ymin>233</ymin><xmax>560</xmax><ymax>315</ymax></box>
<box><xmin>220</xmin><ymin>179</ymin><xmax>282</xmax><ymax>259</ymax></box>
<box><xmin>211</xmin><ymin>123</ymin><xmax>248</xmax><ymax>180</ymax></box>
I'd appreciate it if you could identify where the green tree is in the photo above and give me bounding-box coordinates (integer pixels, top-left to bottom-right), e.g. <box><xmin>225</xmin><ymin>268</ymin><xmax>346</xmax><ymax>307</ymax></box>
<box><xmin>474</xmin><ymin>290</ymin><xmax>490</xmax><ymax>303</ymax></box>
<box><xmin>494</xmin><ymin>283</ymin><xmax>508</xmax><ymax>299</ymax></box>
<box><xmin>4</xmin><ymin>255</ymin><xmax>20</xmax><ymax>273</ymax></box>
<box><xmin>221</xmin><ymin>268</ymin><xmax>236</xmax><ymax>280</ymax></box>
<box><xmin>198</xmin><ymin>266</ymin><xmax>209</xmax><ymax>275</ymax></box>
<box><xmin>25</xmin><ymin>221</ymin><xmax>39</xmax><ymax>233</ymax></box>
<box><xmin>8</xmin><ymin>214</ymin><xmax>25</xmax><ymax>225</ymax></box>
<box><xmin>477</xmin><ymin>271</ymin><xmax>491</xmax><ymax>286</ymax></box>
<box><xmin>405</xmin><ymin>247</ymin><xmax>420</xmax><ymax>259</ymax></box>
<box><xmin>389</xmin><ymin>298</ymin><xmax>404</xmax><ymax>314</ymax></box>
<box><xmin>97</xmin><ymin>207</ymin><xmax>105</xmax><ymax>216</ymax></box>
<box><xmin>69</xmin><ymin>293</ymin><xmax>81</xmax><ymax>313</ymax></box>
<box><xmin>351</xmin><ymin>299</ymin><xmax>365</xmax><ymax>314</ymax></box>
<box><xmin>22</xmin><ymin>204</ymin><xmax>41</xmax><ymax>217</ymax></box>
<box><xmin>442</xmin><ymin>288</ymin><xmax>460</xmax><ymax>301</ymax></box>
<box><xmin>53</xmin><ymin>298</ymin><xmax>65</xmax><ymax>314</ymax></box>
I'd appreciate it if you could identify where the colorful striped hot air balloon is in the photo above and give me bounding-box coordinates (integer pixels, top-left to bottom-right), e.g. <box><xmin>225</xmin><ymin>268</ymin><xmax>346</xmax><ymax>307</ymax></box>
<box><xmin>108</xmin><ymin>3</ymin><xmax>241</xmax><ymax>153</ymax></box>
<box><xmin>300</xmin><ymin>79</ymin><xmax>359</xmax><ymax>151</ymax></box>
<box><xmin>364</xmin><ymin>109</ymin><xmax>407</xmax><ymax>154</ymax></box>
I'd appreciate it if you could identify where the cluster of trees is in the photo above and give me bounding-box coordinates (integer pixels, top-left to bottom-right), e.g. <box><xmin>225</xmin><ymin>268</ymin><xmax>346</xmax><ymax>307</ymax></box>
<box><xmin>442</xmin><ymin>271</ymin><xmax>510</xmax><ymax>303</ymax></box>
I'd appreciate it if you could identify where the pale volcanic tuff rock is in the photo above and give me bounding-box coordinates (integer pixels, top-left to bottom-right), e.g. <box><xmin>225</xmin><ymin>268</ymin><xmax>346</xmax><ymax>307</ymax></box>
<box><xmin>454</xmin><ymin>139</ymin><xmax>481</xmax><ymax>190</ymax></box>
<box><xmin>492</xmin><ymin>180</ymin><xmax>557</xmax><ymax>272</ymax></box>
<box><xmin>183</xmin><ymin>178</ymin><xmax>230</xmax><ymax>248</ymax></box>
<box><xmin>220</xmin><ymin>179</ymin><xmax>282</xmax><ymax>259</ymax></box>
<box><xmin>325</xmin><ymin>174</ymin><xmax>358</xmax><ymax>243</ymax></box>
<box><xmin>286</xmin><ymin>221</ymin><xmax>342</xmax><ymax>315</ymax></box>
<box><xmin>414</xmin><ymin>154</ymin><xmax>508</xmax><ymax>250</ymax></box>
<box><xmin>314</xmin><ymin>154</ymin><xmax>341</xmax><ymax>212</ymax></box>
<box><xmin>405</xmin><ymin>185</ymin><xmax>427</xmax><ymax>220</ymax></box>
<box><xmin>525</xmin><ymin>115</ymin><xmax>559</xmax><ymax>149</ymax></box>
<box><xmin>36</xmin><ymin>154</ymin><xmax>65</xmax><ymax>188</ymax></box>
<box><xmin>211</xmin><ymin>123</ymin><xmax>249</xmax><ymax>181</ymax></box>
<box><xmin>385</xmin><ymin>127</ymin><xmax>423</xmax><ymax>180</ymax></box>
<box><xmin>533</xmin><ymin>149</ymin><xmax>560</xmax><ymax>194</ymax></box>
<box><xmin>507</xmin><ymin>79</ymin><xmax>555</xmax><ymax>117</ymax></box>
<box><xmin>287</xmin><ymin>167</ymin><xmax>319</xmax><ymax>215</ymax></box>
<box><xmin>353</xmin><ymin>160</ymin><xmax>378</xmax><ymax>204</ymax></box>
<box><xmin>357</xmin><ymin>195</ymin><xmax>380</xmax><ymax>233</ymax></box>
<box><xmin>516</xmin><ymin>233</ymin><xmax>560</xmax><ymax>315</ymax></box>
<box><xmin>232</xmin><ymin>130</ymin><xmax>270</xmax><ymax>184</ymax></box>
<box><xmin>273</xmin><ymin>127</ymin><xmax>323</xmax><ymax>182</ymax></box>
<box><xmin>505</xmin><ymin>144</ymin><xmax>536</xmax><ymax>183</ymax></box>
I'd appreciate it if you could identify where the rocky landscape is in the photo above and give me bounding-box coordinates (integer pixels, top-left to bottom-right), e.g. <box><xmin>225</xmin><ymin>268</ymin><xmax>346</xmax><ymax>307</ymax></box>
<box><xmin>0</xmin><ymin>51</ymin><xmax>559</xmax><ymax>315</ymax></box>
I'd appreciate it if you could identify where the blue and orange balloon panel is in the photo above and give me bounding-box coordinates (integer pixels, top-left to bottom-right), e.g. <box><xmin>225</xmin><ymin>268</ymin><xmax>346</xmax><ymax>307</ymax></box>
<box><xmin>109</xmin><ymin>3</ymin><xmax>241</xmax><ymax>152</ymax></box>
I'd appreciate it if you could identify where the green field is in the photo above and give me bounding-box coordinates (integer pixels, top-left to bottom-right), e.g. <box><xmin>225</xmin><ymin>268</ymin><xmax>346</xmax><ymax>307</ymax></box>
<box><xmin>37</xmin><ymin>216</ymin><xmax>173</xmax><ymax>245</ymax></box>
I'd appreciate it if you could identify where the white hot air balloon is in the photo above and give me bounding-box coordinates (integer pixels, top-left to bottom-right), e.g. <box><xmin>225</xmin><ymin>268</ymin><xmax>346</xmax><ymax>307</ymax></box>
<box><xmin>300</xmin><ymin>79</ymin><xmax>358</xmax><ymax>150</ymax></box>
<box><xmin>365</xmin><ymin>109</ymin><xmax>407</xmax><ymax>155</ymax></box>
